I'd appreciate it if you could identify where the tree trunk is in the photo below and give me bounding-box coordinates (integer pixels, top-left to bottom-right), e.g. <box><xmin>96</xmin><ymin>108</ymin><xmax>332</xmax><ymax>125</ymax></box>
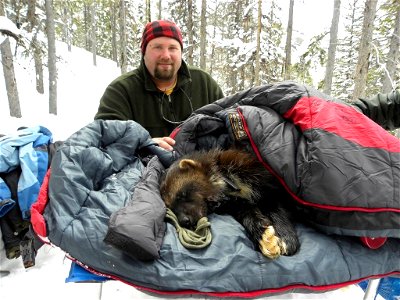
<box><xmin>381</xmin><ymin>2</ymin><xmax>400</xmax><ymax>93</ymax></box>
<box><xmin>119</xmin><ymin>0</ymin><xmax>127</xmax><ymax>74</ymax></box>
<box><xmin>157</xmin><ymin>0</ymin><xmax>162</xmax><ymax>19</ymax></box>
<box><xmin>186</xmin><ymin>0</ymin><xmax>194</xmax><ymax>66</ymax></box>
<box><xmin>27</xmin><ymin>0</ymin><xmax>35</xmax><ymax>30</ymax></box>
<box><xmin>45</xmin><ymin>0</ymin><xmax>57</xmax><ymax>115</ymax></box>
<box><xmin>63</xmin><ymin>5</ymin><xmax>72</xmax><ymax>52</ymax></box>
<box><xmin>90</xmin><ymin>1</ymin><xmax>97</xmax><ymax>66</ymax></box>
<box><xmin>84</xmin><ymin>4</ymin><xmax>90</xmax><ymax>51</ymax></box>
<box><xmin>209</xmin><ymin>3</ymin><xmax>218</xmax><ymax>76</ymax></box>
<box><xmin>199</xmin><ymin>0</ymin><xmax>206</xmax><ymax>70</ymax></box>
<box><xmin>352</xmin><ymin>0</ymin><xmax>378</xmax><ymax>101</ymax></box>
<box><xmin>111</xmin><ymin>1</ymin><xmax>118</xmax><ymax>64</ymax></box>
<box><xmin>32</xmin><ymin>35</ymin><xmax>44</xmax><ymax>94</ymax></box>
<box><xmin>1</xmin><ymin>39</ymin><xmax>21</xmax><ymax>118</ymax></box>
<box><xmin>284</xmin><ymin>0</ymin><xmax>294</xmax><ymax>80</ymax></box>
<box><xmin>254</xmin><ymin>0</ymin><xmax>262</xmax><ymax>86</ymax></box>
<box><xmin>27</xmin><ymin>0</ymin><xmax>44</xmax><ymax>94</ymax></box>
<box><xmin>146</xmin><ymin>0</ymin><xmax>151</xmax><ymax>22</ymax></box>
<box><xmin>0</xmin><ymin>0</ymin><xmax>21</xmax><ymax>117</ymax></box>
<box><xmin>323</xmin><ymin>0</ymin><xmax>341</xmax><ymax>95</ymax></box>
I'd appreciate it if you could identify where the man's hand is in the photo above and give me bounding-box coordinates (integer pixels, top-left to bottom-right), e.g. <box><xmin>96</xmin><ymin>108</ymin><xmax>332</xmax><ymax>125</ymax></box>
<box><xmin>152</xmin><ymin>137</ymin><xmax>176</xmax><ymax>151</ymax></box>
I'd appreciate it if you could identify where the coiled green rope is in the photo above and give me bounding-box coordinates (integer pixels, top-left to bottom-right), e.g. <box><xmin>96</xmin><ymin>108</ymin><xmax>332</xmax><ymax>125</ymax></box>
<box><xmin>165</xmin><ymin>208</ymin><xmax>212</xmax><ymax>249</ymax></box>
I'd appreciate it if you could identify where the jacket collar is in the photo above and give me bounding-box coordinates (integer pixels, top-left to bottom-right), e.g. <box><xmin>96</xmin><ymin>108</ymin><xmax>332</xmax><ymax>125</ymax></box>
<box><xmin>140</xmin><ymin>57</ymin><xmax>192</xmax><ymax>92</ymax></box>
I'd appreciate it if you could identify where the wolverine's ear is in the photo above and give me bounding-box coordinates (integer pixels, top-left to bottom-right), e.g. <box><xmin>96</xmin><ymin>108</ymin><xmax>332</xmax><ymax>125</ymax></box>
<box><xmin>179</xmin><ymin>159</ymin><xmax>200</xmax><ymax>170</ymax></box>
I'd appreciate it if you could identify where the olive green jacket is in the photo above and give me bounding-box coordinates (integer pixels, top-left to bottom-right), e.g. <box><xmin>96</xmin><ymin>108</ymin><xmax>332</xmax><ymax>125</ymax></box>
<box><xmin>94</xmin><ymin>59</ymin><xmax>224</xmax><ymax>137</ymax></box>
<box><xmin>353</xmin><ymin>89</ymin><xmax>400</xmax><ymax>130</ymax></box>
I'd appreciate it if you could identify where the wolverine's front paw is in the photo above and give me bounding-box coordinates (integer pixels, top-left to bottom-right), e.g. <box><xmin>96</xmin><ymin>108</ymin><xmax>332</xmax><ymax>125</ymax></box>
<box><xmin>259</xmin><ymin>226</ymin><xmax>286</xmax><ymax>259</ymax></box>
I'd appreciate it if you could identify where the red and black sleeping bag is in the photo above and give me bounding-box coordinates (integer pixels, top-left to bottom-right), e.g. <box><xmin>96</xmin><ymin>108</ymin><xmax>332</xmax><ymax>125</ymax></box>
<box><xmin>172</xmin><ymin>81</ymin><xmax>400</xmax><ymax>245</ymax></box>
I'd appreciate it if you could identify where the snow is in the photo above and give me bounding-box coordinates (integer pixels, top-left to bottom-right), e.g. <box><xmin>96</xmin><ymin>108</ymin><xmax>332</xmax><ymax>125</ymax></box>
<box><xmin>0</xmin><ymin>16</ymin><xmax>20</xmax><ymax>44</ymax></box>
<box><xmin>0</xmin><ymin>16</ymin><xmax>20</xmax><ymax>34</ymax></box>
<box><xmin>0</xmin><ymin>40</ymin><xmax>120</xmax><ymax>141</ymax></box>
<box><xmin>0</xmin><ymin>38</ymin><xmax>374</xmax><ymax>300</ymax></box>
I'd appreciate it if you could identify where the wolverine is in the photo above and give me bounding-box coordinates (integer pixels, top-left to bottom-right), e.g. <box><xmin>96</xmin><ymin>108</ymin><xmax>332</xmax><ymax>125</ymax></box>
<box><xmin>159</xmin><ymin>148</ymin><xmax>300</xmax><ymax>259</ymax></box>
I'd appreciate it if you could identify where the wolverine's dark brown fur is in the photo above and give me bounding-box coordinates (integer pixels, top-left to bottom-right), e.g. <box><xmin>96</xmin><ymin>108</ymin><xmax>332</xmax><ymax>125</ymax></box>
<box><xmin>160</xmin><ymin>148</ymin><xmax>300</xmax><ymax>259</ymax></box>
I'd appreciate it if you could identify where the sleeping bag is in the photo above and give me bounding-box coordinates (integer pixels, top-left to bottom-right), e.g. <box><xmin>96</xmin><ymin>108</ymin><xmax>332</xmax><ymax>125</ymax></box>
<box><xmin>32</xmin><ymin>81</ymin><xmax>400</xmax><ymax>297</ymax></box>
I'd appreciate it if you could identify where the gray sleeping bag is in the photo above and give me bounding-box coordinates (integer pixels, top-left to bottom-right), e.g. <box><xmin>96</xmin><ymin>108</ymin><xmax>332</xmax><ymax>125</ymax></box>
<box><xmin>39</xmin><ymin>82</ymin><xmax>400</xmax><ymax>297</ymax></box>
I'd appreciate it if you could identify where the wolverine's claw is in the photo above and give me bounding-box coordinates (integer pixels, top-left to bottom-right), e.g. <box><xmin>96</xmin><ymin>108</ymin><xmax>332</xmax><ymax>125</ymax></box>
<box><xmin>259</xmin><ymin>226</ymin><xmax>286</xmax><ymax>259</ymax></box>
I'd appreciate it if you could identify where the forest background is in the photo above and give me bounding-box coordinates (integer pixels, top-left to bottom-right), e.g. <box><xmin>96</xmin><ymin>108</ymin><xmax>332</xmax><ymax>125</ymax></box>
<box><xmin>0</xmin><ymin>0</ymin><xmax>399</xmax><ymax>122</ymax></box>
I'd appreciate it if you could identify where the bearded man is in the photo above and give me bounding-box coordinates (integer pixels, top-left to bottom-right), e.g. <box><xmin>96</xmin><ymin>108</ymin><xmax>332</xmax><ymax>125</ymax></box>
<box><xmin>95</xmin><ymin>20</ymin><xmax>224</xmax><ymax>150</ymax></box>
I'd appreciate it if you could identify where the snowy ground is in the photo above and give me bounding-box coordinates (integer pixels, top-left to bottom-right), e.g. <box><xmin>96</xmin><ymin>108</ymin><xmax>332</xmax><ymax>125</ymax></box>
<box><xmin>0</xmin><ymin>37</ymin><xmax>123</xmax><ymax>141</ymax></box>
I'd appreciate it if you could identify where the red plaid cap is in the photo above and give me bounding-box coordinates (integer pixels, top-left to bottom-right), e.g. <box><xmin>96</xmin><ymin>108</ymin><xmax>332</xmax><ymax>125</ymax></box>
<box><xmin>140</xmin><ymin>20</ymin><xmax>183</xmax><ymax>54</ymax></box>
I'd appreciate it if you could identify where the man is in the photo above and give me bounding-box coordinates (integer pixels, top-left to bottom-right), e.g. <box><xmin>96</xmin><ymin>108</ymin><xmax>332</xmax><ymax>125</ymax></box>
<box><xmin>353</xmin><ymin>89</ymin><xmax>400</xmax><ymax>131</ymax></box>
<box><xmin>95</xmin><ymin>20</ymin><xmax>224</xmax><ymax>150</ymax></box>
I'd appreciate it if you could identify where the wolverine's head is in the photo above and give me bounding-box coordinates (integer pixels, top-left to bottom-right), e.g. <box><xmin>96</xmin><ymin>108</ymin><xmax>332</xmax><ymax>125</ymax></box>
<box><xmin>160</xmin><ymin>156</ymin><xmax>223</xmax><ymax>229</ymax></box>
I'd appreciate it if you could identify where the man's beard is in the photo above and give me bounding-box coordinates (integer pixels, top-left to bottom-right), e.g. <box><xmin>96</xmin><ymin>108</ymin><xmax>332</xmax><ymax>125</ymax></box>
<box><xmin>154</xmin><ymin>64</ymin><xmax>175</xmax><ymax>81</ymax></box>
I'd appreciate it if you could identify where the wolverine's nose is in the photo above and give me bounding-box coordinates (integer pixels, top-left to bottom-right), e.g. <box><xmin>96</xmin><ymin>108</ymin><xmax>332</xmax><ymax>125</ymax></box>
<box><xmin>180</xmin><ymin>216</ymin><xmax>192</xmax><ymax>228</ymax></box>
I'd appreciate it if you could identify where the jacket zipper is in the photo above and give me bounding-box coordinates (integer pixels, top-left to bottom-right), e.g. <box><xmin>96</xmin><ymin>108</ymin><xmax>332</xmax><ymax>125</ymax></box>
<box><xmin>167</xmin><ymin>94</ymin><xmax>177</xmax><ymax>122</ymax></box>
